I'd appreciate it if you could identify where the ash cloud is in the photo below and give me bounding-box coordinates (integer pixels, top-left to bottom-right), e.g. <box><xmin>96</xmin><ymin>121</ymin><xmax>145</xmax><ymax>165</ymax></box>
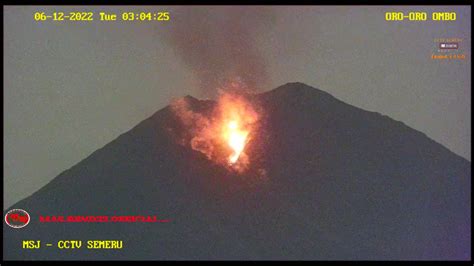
<box><xmin>170</xmin><ymin>97</ymin><xmax>215</xmax><ymax>159</ymax></box>
<box><xmin>162</xmin><ymin>7</ymin><xmax>275</xmax><ymax>98</ymax></box>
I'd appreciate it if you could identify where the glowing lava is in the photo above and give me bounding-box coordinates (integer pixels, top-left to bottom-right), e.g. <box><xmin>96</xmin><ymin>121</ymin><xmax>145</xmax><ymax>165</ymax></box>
<box><xmin>225</xmin><ymin>120</ymin><xmax>250</xmax><ymax>164</ymax></box>
<box><xmin>216</xmin><ymin>93</ymin><xmax>259</xmax><ymax>169</ymax></box>
<box><xmin>171</xmin><ymin>90</ymin><xmax>259</xmax><ymax>172</ymax></box>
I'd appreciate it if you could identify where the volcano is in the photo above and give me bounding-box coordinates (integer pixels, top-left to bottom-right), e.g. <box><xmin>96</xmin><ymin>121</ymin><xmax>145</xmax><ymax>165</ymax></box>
<box><xmin>3</xmin><ymin>83</ymin><xmax>470</xmax><ymax>260</ymax></box>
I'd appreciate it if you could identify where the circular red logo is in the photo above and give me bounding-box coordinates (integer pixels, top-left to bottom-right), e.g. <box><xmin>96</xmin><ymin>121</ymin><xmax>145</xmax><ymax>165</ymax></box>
<box><xmin>5</xmin><ymin>209</ymin><xmax>30</xmax><ymax>229</ymax></box>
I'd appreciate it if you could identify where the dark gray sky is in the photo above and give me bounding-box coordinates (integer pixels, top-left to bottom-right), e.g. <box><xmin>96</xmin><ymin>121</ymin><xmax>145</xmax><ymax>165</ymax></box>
<box><xmin>4</xmin><ymin>6</ymin><xmax>471</xmax><ymax>208</ymax></box>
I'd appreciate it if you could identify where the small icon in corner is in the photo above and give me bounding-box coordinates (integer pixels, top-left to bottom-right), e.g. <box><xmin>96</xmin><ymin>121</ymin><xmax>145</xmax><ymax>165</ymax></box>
<box><xmin>439</xmin><ymin>42</ymin><xmax>458</xmax><ymax>49</ymax></box>
<box><xmin>5</xmin><ymin>209</ymin><xmax>30</xmax><ymax>229</ymax></box>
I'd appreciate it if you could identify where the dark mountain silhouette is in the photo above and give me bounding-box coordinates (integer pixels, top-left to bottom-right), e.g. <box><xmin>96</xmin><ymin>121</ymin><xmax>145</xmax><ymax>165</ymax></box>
<box><xmin>3</xmin><ymin>83</ymin><xmax>470</xmax><ymax>260</ymax></box>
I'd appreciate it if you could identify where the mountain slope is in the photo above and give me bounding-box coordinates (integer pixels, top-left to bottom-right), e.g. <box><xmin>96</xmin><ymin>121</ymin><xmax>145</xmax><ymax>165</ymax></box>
<box><xmin>3</xmin><ymin>82</ymin><xmax>470</xmax><ymax>260</ymax></box>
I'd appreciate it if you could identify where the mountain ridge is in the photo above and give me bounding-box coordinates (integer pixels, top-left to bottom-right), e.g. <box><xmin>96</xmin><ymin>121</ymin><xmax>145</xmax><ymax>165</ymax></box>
<box><xmin>4</xmin><ymin>82</ymin><xmax>470</xmax><ymax>260</ymax></box>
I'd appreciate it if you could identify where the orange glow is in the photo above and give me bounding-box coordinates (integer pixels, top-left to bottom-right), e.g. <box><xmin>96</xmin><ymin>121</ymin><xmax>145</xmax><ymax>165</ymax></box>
<box><xmin>225</xmin><ymin>120</ymin><xmax>249</xmax><ymax>164</ymax></box>
<box><xmin>217</xmin><ymin>93</ymin><xmax>258</xmax><ymax>169</ymax></box>
<box><xmin>171</xmin><ymin>89</ymin><xmax>259</xmax><ymax>172</ymax></box>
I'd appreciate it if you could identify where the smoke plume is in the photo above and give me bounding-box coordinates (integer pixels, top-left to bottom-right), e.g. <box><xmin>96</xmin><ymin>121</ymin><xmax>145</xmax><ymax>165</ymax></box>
<box><xmin>162</xmin><ymin>7</ymin><xmax>275</xmax><ymax>98</ymax></box>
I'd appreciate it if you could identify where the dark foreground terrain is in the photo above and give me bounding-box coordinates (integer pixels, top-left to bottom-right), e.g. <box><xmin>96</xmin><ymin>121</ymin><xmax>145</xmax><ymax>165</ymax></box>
<box><xmin>4</xmin><ymin>83</ymin><xmax>470</xmax><ymax>260</ymax></box>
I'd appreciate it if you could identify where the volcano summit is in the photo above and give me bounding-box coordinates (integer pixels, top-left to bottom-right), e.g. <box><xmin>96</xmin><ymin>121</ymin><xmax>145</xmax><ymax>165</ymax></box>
<box><xmin>3</xmin><ymin>83</ymin><xmax>470</xmax><ymax>260</ymax></box>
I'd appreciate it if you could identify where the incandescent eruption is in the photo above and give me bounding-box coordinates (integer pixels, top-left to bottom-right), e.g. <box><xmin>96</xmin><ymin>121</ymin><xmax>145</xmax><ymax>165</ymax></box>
<box><xmin>172</xmin><ymin>91</ymin><xmax>259</xmax><ymax>172</ymax></box>
<box><xmin>226</xmin><ymin>120</ymin><xmax>248</xmax><ymax>164</ymax></box>
<box><xmin>161</xmin><ymin>7</ymin><xmax>273</xmax><ymax>171</ymax></box>
<box><xmin>218</xmin><ymin>93</ymin><xmax>259</xmax><ymax>167</ymax></box>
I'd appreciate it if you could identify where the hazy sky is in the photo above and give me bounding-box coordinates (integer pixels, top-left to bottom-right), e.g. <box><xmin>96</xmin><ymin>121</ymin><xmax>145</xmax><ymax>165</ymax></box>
<box><xmin>4</xmin><ymin>6</ymin><xmax>471</xmax><ymax>208</ymax></box>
